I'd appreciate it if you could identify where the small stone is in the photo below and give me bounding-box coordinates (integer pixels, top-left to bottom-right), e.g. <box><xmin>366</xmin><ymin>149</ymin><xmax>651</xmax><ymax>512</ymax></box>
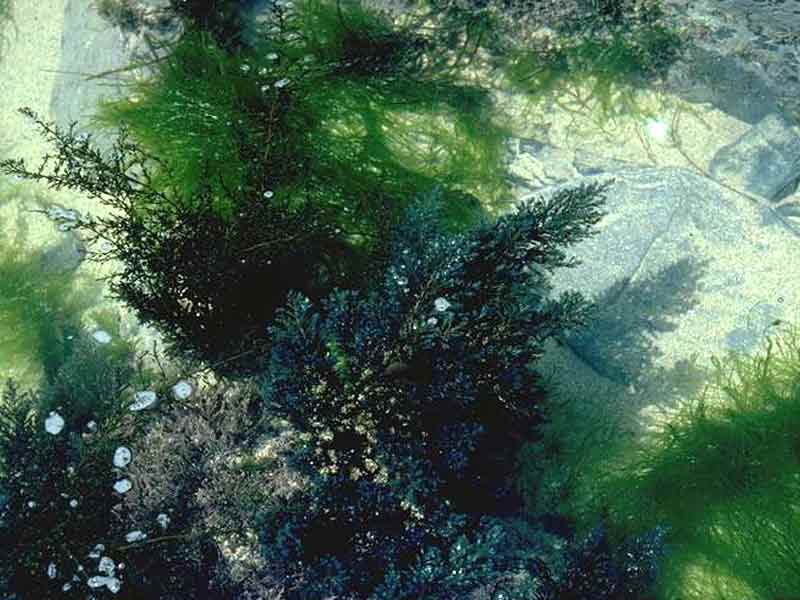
<box><xmin>41</xmin><ymin>235</ymin><xmax>86</xmax><ymax>273</ymax></box>
<box><xmin>47</xmin><ymin>206</ymin><xmax>66</xmax><ymax>220</ymax></box>
<box><xmin>86</xmin><ymin>420</ymin><xmax>98</xmax><ymax>432</ymax></box>
<box><xmin>274</xmin><ymin>78</ymin><xmax>290</xmax><ymax>88</ymax></box>
<box><xmin>47</xmin><ymin>562</ymin><xmax>57</xmax><ymax>579</ymax></box>
<box><xmin>45</xmin><ymin>411</ymin><xmax>65</xmax><ymax>435</ymax></box>
<box><xmin>113</xmin><ymin>479</ymin><xmax>132</xmax><ymax>494</ymax></box>
<box><xmin>69</xmin><ymin>499</ymin><xmax>78</xmax><ymax>508</ymax></box>
<box><xmin>62</xmin><ymin>583</ymin><xmax>72</xmax><ymax>592</ymax></box>
<box><xmin>112</xmin><ymin>447</ymin><xmax>132</xmax><ymax>468</ymax></box>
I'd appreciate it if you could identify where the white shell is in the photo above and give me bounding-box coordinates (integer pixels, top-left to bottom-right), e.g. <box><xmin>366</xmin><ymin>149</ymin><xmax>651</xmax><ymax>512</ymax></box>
<box><xmin>124</xmin><ymin>530</ymin><xmax>147</xmax><ymax>543</ymax></box>
<box><xmin>172</xmin><ymin>380</ymin><xmax>193</xmax><ymax>400</ymax></box>
<box><xmin>434</xmin><ymin>297</ymin><xmax>451</xmax><ymax>312</ymax></box>
<box><xmin>45</xmin><ymin>412</ymin><xmax>65</xmax><ymax>435</ymax></box>
<box><xmin>129</xmin><ymin>391</ymin><xmax>157</xmax><ymax>411</ymax></box>
<box><xmin>98</xmin><ymin>556</ymin><xmax>116</xmax><ymax>575</ymax></box>
<box><xmin>87</xmin><ymin>576</ymin><xmax>107</xmax><ymax>588</ymax></box>
<box><xmin>113</xmin><ymin>446</ymin><xmax>132</xmax><ymax>468</ymax></box>
<box><xmin>88</xmin><ymin>575</ymin><xmax>121</xmax><ymax>593</ymax></box>
<box><xmin>92</xmin><ymin>330</ymin><xmax>112</xmax><ymax>344</ymax></box>
<box><xmin>113</xmin><ymin>478</ymin><xmax>132</xmax><ymax>494</ymax></box>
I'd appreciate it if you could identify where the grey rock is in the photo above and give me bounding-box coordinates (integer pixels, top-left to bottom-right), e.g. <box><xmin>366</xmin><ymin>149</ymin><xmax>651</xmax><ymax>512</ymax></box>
<box><xmin>49</xmin><ymin>0</ymin><xmax>128</xmax><ymax>154</ymax></box>
<box><xmin>40</xmin><ymin>233</ymin><xmax>87</xmax><ymax>273</ymax></box>
<box><xmin>50</xmin><ymin>0</ymin><xmax>177</xmax><ymax>155</ymax></box>
<box><xmin>660</xmin><ymin>0</ymin><xmax>800</xmax><ymax>123</ymax></box>
<box><xmin>708</xmin><ymin>113</ymin><xmax>800</xmax><ymax>202</ymax></box>
<box><xmin>663</xmin><ymin>47</ymin><xmax>779</xmax><ymax>125</ymax></box>
<box><xmin>515</xmin><ymin>166</ymin><xmax>798</xmax><ymax>432</ymax></box>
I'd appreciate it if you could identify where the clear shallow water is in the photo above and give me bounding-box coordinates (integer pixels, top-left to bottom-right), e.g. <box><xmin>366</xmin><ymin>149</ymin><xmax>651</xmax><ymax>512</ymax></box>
<box><xmin>0</xmin><ymin>2</ymin><xmax>799</xmax><ymax>598</ymax></box>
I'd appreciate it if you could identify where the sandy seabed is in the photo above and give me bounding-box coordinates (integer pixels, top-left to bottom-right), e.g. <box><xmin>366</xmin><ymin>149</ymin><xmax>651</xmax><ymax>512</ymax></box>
<box><xmin>0</xmin><ymin>0</ymin><xmax>65</xmax><ymax>165</ymax></box>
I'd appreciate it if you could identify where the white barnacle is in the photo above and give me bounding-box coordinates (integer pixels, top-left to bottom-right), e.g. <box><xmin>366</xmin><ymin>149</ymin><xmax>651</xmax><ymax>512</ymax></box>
<box><xmin>113</xmin><ymin>447</ymin><xmax>132</xmax><ymax>469</ymax></box>
<box><xmin>129</xmin><ymin>390</ymin><xmax>158</xmax><ymax>411</ymax></box>
<box><xmin>45</xmin><ymin>411</ymin><xmax>65</xmax><ymax>435</ymax></box>
<box><xmin>113</xmin><ymin>479</ymin><xmax>132</xmax><ymax>494</ymax></box>
<box><xmin>172</xmin><ymin>380</ymin><xmax>193</xmax><ymax>400</ymax></box>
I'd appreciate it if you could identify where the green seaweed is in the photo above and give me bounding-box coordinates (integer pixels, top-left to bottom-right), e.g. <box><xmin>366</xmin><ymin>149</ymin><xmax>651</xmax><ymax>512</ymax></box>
<box><xmin>566</xmin><ymin>322</ymin><xmax>800</xmax><ymax>600</ymax></box>
<box><xmin>92</xmin><ymin>0</ymin><xmax>514</xmax><ymax>235</ymax></box>
<box><xmin>0</xmin><ymin>181</ymin><xmax>102</xmax><ymax>386</ymax></box>
<box><xmin>505</xmin><ymin>21</ymin><xmax>683</xmax><ymax>126</ymax></box>
<box><xmin>0</xmin><ymin>241</ymin><xmax>102</xmax><ymax>385</ymax></box>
